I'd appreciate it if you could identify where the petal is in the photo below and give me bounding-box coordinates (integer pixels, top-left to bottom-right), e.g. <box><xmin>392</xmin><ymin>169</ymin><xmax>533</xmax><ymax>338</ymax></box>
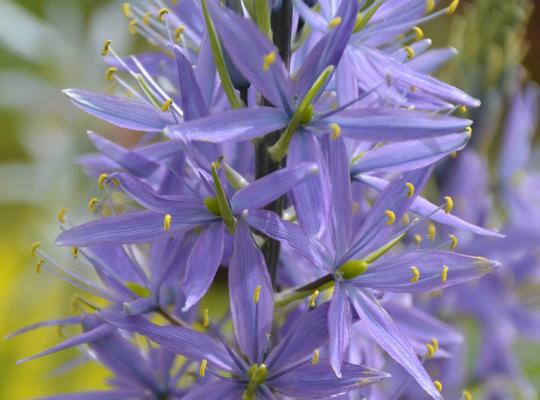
<box><xmin>183</xmin><ymin>223</ymin><xmax>225</xmax><ymax>310</ymax></box>
<box><xmin>63</xmin><ymin>89</ymin><xmax>174</xmax><ymax>132</ymax></box>
<box><xmin>328</xmin><ymin>283</ymin><xmax>352</xmax><ymax>377</ymax></box>
<box><xmin>36</xmin><ymin>391</ymin><xmax>142</xmax><ymax>400</ymax></box>
<box><xmin>350</xmin><ymin>133</ymin><xmax>470</xmax><ymax>175</ymax></box>
<box><xmin>166</xmin><ymin>107</ymin><xmax>288</xmax><ymax>143</ymax></box>
<box><xmin>5</xmin><ymin>317</ymin><xmax>81</xmax><ymax>340</ymax></box>
<box><xmin>351</xmin><ymin>250</ymin><xmax>499</xmax><ymax>293</ymax></box>
<box><xmin>292</xmin><ymin>0</ymin><xmax>328</xmax><ymax>32</ymax></box>
<box><xmin>347</xmin><ymin>288</ymin><xmax>443</xmax><ymax>400</ymax></box>
<box><xmin>230</xmin><ymin>162</ymin><xmax>318</xmax><ymax>212</ymax></box>
<box><xmin>270</xmin><ymin>359</ymin><xmax>389</xmax><ymax>399</ymax></box>
<box><xmin>229</xmin><ymin>221</ymin><xmax>273</xmax><ymax>363</ymax></box>
<box><xmin>407</xmin><ymin>47</ymin><xmax>458</xmax><ymax>75</ymax></box>
<box><xmin>182</xmin><ymin>381</ymin><xmax>244</xmax><ymax>400</ymax></box>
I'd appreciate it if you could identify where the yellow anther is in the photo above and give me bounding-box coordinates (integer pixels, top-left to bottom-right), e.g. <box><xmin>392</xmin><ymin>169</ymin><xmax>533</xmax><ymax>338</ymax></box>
<box><xmin>444</xmin><ymin>196</ymin><xmax>454</xmax><ymax>214</ymax></box>
<box><xmin>36</xmin><ymin>259</ymin><xmax>44</xmax><ymax>273</ymax></box>
<box><xmin>330</xmin><ymin>123</ymin><xmax>341</xmax><ymax>140</ymax></box>
<box><xmin>263</xmin><ymin>51</ymin><xmax>276</xmax><ymax>72</ymax></box>
<box><xmin>412</xmin><ymin>26</ymin><xmax>424</xmax><ymax>40</ymax></box>
<box><xmin>426</xmin><ymin>0</ymin><xmax>435</xmax><ymax>13</ymax></box>
<box><xmin>308</xmin><ymin>290</ymin><xmax>320</xmax><ymax>309</ymax></box>
<box><xmin>203</xmin><ymin>308</ymin><xmax>209</xmax><ymax>328</ymax></box>
<box><xmin>405</xmin><ymin>182</ymin><xmax>415</xmax><ymax>198</ymax></box>
<box><xmin>447</xmin><ymin>0</ymin><xmax>459</xmax><ymax>15</ymax></box>
<box><xmin>414</xmin><ymin>234</ymin><xmax>422</xmax><ymax>245</ymax></box>
<box><xmin>312</xmin><ymin>349</ymin><xmax>320</xmax><ymax>365</ymax></box>
<box><xmin>459</xmin><ymin>105</ymin><xmax>467</xmax><ymax>114</ymax></box>
<box><xmin>142</xmin><ymin>11</ymin><xmax>152</xmax><ymax>25</ymax></box>
<box><xmin>352</xmin><ymin>201</ymin><xmax>360</xmax><ymax>215</ymax></box>
<box><xmin>101</xmin><ymin>40</ymin><xmax>112</xmax><ymax>56</ymax></box>
<box><xmin>462</xmin><ymin>389</ymin><xmax>472</xmax><ymax>400</ymax></box>
<box><xmin>122</xmin><ymin>3</ymin><xmax>131</xmax><ymax>18</ymax></box>
<box><xmin>106</xmin><ymin>67</ymin><xmax>117</xmax><ymax>81</ymax></box>
<box><xmin>441</xmin><ymin>265</ymin><xmax>449</xmax><ymax>283</ymax></box>
<box><xmin>427</xmin><ymin>222</ymin><xmax>436</xmax><ymax>241</ymax></box>
<box><xmin>30</xmin><ymin>241</ymin><xmax>41</xmax><ymax>258</ymax></box>
<box><xmin>163</xmin><ymin>214</ymin><xmax>172</xmax><ymax>231</ymax></box>
<box><xmin>450</xmin><ymin>151</ymin><xmax>458</xmax><ymax>158</ymax></box>
<box><xmin>128</xmin><ymin>20</ymin><xmax>138</xmax><ymax>35</ymax></box>
<box><xmin>384</xmin><ymin>210</ymin><xmax>396</xmax><ymax>225</ymax></box>
<box><xmin>88</xmin><ymin>197</ymin><xmax>100</xmax><ymax>212</ymax></box>
<box><xmin>426</xmin><ymin>343</ymin><xmax>435</xmax><ymax>359</ymax></box>
<box><xmin>71</xmin><ymin>246</ymin><xmax>79</xmax><ymax>259</ymax></box>
<box><xmin>328</xmin><ymin>17</ymin><xmax>342</xmax><ymax>29</ymax></box>
<box><xmin>431</xmin><ymin>338</ymin><xmax>439</xmax><ymax>352</ymax></box>
<box><xmin>57</xmin><ymin>208</ymin><xmax>67</xmax><ymax>224</ymax></box>
<box><xmin>161</xmin><ymin>98</ymin><xmax>173</xmax><ymax>112</ymax></box>
<box><xmin>434</xmin><ymin>380</ymin><xmax>443</xmax><ymax>392</ymax></box>
<box><xmin>174</xmin><ymin>26</ymin><xmax>185</xmax><ymax>42</ymax></box>
<box><xmin>158</xmin><ymin>8</ymin><xmax>169</xmax><ymax>22</ymax></box>
<box><xmin>449</xmin><ymin>234</ymin><xmax>458</xmax><ymax>250</ymax></box>
<box><xmin>403</xmin><ymin>45</ymin><xmax>415</xmax><ymax>60</ymax></box>
<box><xmin>465</xmin><ymin>126</ymin><xmax>472</xmax><ymax>135</ymax></box>
<box><xmin>253</xmin><ymin>285</ymin><xmax>262</xmax><ymax>304</ymax></box>
<box><xmin>410</xmin><ymin>85</ymin><xmax>417</xmax><ymax>93</ymax></box>
<box><xmin>98</xmin><ymin>173</ymin><xmax>109</xmax><ymax>189</ymax></box>
<box><xmin>410</xmin><ymin>266</ymin><xmax>420</xmax><ymax>283</ymax></box>
<box><xmin>172</xmin><ymin>0</ymin><xmax>178</xmax><ymax>4</ymax></box>
<box><xmin>402</xmin><ymin>213</ymin><xmax>410</xmax><ymax>226</ymax></box>
<box><xmin>199</xmin><ymin>359</ymin><xmax>208</xmax><ymax>377</ymax></box>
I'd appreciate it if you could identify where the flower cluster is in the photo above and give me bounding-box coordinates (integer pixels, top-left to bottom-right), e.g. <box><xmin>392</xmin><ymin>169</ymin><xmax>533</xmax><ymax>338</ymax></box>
<box><xmin>13</xmin><ymin>0</ymin><xmax>534</xmax><ymax>399</ymax></box>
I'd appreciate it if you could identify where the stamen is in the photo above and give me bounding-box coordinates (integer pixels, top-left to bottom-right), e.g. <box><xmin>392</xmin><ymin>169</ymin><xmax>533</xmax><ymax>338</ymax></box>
<box><xmin>441</xmin><ymin>265</ymin><xmax>449</xmax><ymax>283</ymax></box>
<box><xmin>88</xmin><ymin>197</ymin><xmax>100</xmax><ymax>212</ymax></box>
<box><xmin>263</xmin><ymin>51</ymin><xmax>276</xmax><ymax>72</ymax></box>
<box><xmin>385</xmin><ymin>210</ymin><xmax>396</xmax><ymax>225</ymax></box>
<box><xmin>71</xmin><ymin>247</ymin><xmax>79</xmax><ymax>259</ymax></box>
<box><xmin>163</xmin><ymin>214</ymin><xmax>172</xmax><ymax>231</ymax></box>
<box><xmin>447</xmin><ymin>0</ymin><xmax>459</xmax><ymax>15</ymax></box>
<box><xmin>328</xmin><ymin>17</ymin><xmax>342</xmax><ymax>29</ymax></box>
<box><xmin>426</xmin><ymin>343</ymin><xmax>435</xmax><ymax>359</ymax></box>
<box><xmin>57</xmin><ymin>208</ymin><xmax>67</xmax><ymax>224</ymax></box>
<box><xmin>434</xmin><ymin>380</ymin><xmax>443</xmax><ymax>392</ymax></box>
<box><xmin>160</xmin><ymin>98</ymin><xmax>173</xmax><ymax>112</ymax></box>
<box><xmin>308</xmin><ymin>290</ymin><xmax>320</xmax><ymax>309</ymax></box>
<box><xmin>157</xmin><ymin>8</ymin><xmax>169</xmax><ymax>22</ymax></box>
<box><xmin>449</xmin><ymin>234</ymin><xmax>458</xmax><ymax>250</ymax></box>
<box><xmin>98</xmin><ymin>173</ymin><xmax>109</xmax><ymax>190</ymax></box>
<box><xmin>466</xmin><ymin>126</ymin><xmax>472</xmax><ymax>135</ymax></box>
<box><xmin>451</xmin><ymin>151</ymin><xmax>458</xmax><ymax>158</ymax></box>
<box><xmin>105</xmin><ymin>67</ymin><xmax>117</xmax><ymax>81</ymax></box>
<box><xmin>462</xmin><ymin>390</ymin><xmax>472</xmax><ymax>400</ymax></box>
<box><xmin>142</xmin><ymin>11</ymin><xmax>152</xmax><ymax>26</ymax></box>
<box><xmin>30</xmin><ymin>241</ymin><xmax>41</xmax><ymax>258</ymax></box>
<box><xmin>122</xmin><ymin>3</ymin><xmax>131</xmax><ymax>18</ymax></box>
<box><xmin>405</xmin><ymin>182</ymin><xmax>415</xmax><ymax>198</ymax></box>
<box><xmin>431</xmin><ymin>338</ymin><xmax>439</xmax><ymax>352</ymax></box>
<box><xmin>199</xmin><ymin>359</ymin><xmax>208</xmax><ymax>377</ymax></box>
<box><xmin>329</xmin><ymin>123</ymin><xmax>341</xmax><ymax>140</ymax></box>
<box><xmin>128</xmin><ymin>20</ymin><xmax>138</xmax><ymax>35</ymax></box>
<box><xmin>412</xmin><ymin>26</ymin><xmax>424</xmax><ymax>40</ymax></box>
<box><xmin>427</xmin><ymin>222</ymin><xmax>436</xmax><ymax>241</ymax></box>
<box><xmin>426</xmin><ymin>0</ymin><xmax>435</xmax><ymax>13</ymax></box>
<box><xmin>253</xmin><ymin>285</ymin><xmax>262</xmax><ymax>304</ymax></box>
<box><xmin>410</xmin><ymin>266</ymin><xmax>420</xmax><ymax>283</ymax></box>
<box><xmin>459</xmin><ymin>105</ymin><xmax>467</xmax><ymax>113</ymax></box>
<box><xmin>402</xmin><ymin>213</ymin><xmax>410</xmax><ymax>226</ymax></box>
<box><xmin>35</xmin><ymin>259</ymin><xmax>44</xmax><ymax>273</ymax></box>
<box><xmin>203</xmin><ymin>308</ymin><xmax>209</xmax><ymax>328</ymax></box>
<box><xmin>101</xmin><ymin>40</ymin><xmax>112</xmax><ymax>56</ymax></box>
<box><xmin>444</xmin><ymin>196</ymin><xmax>454</xmax><ymax>214</ymax></box>
<box><xmin>414</xmin><ymin>234</ymin><xmax>422</xmax><ymax>245</ymax></box>
<box><xmin>174</xmin><ymin>26</ymin><xmax>185</xmax><ymax>42</ymax></box>
<box><xmin>403</xmin><ymin>45</ymin><xmax>415</xmax><ymax>60</ymax></box>
<box><xmin>311</xmin><ymin>349</ymin><xmax>320</xmax><ymax>365</ymax></box>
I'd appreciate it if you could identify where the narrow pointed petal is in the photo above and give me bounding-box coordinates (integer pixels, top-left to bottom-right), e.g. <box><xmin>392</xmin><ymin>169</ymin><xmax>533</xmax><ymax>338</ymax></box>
<box><xmin>355</xmin><ymin>174</ymin><xmax>504</xmax><ymax>237</ymax></box>
<box><xmin>271</xmin><ymin>359</ymin><xmax>389</xmax><ymax>399</ymax></box>
<box><xmin>351</xmin><ymin>133</ymin><xmax>470</xmax><ymax>175</ymax></box>
<box><xmin>328</xmin><ymin>283</ymin><xmax>352</xmax><ymax>377</ymax></box>
<box><xmin>231</xmin><ymin>162</ymin><xmax>318</xmax><ymax>212</ymax></box>
<box><xmin>348</xmin><ymin>289</ymin><xmax>443</xmax><ymax>400</ymax></box>
<box><xmin>166</xmin><ymin>107</ymin><xmax>288</xmax><ymax>143</ymax></box>
<box><xmin>5</xmin><ymin>317</ymin><xmax>81</xmax><ymax>340</ymax></box>
<box><xmin>183</xmin><ymin>223</ymin><xmax>225</xmax><ymax>310</ymax></box>
<box><xmin>229</xmin><ymin>221</ymin><xmax>273</xmax><ymax>363</ymax></box>
<box><xmin>63</xmin><ymin>89</ymin><xmax>174</xmax><ymax>132</ymax></box>
<box><xmin>407</xmin><ymin>47</ymin><xmax>458</xmax><ymax>75</ymax></box>
<box><xmin>182</xmin><ymin>381</ymin><xmax>244</xmax><ymax>400</ymax></box>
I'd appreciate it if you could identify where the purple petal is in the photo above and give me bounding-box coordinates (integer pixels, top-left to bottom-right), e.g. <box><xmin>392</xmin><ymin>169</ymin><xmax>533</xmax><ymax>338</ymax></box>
<box><xmin>328</xmin><ymin>283</ymin><xmax>352</xmax><ymax>377</ymax></box>
<box><xmin>5</xmin><ymin>317</ymin><xmax>81</xmax><ymax>340</ymax></box>
<box><xmin>182</xmin><ymin>381</ymin><xmax>244</xmax><ymax>400</ymax></box>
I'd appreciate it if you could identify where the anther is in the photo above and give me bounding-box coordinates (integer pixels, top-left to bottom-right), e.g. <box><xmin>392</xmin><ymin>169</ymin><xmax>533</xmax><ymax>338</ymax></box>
<box><xmin>384</xmin><ymin>210</ymin><xmax>396</xmax><ymax>225</ymax></box>
<box><xmin>405</xmin><ymin>182</ymin><xmax>415</xmax><ymax>198</ymax></box>
<box><xmin>253</xmin><ymin>285</ymin><xmax>262</xmax><ymax>304</ymax></box>
<box><xmin>312</xmin><ymin>349</ymin><xmax>320</xmax><ymax>365</ymax></box>
<box><xmin>142</xmin><ymin>12</ymin><xmax>152</xmax><ymax>26</ymax></box>
<box><xmin>459</xmin><ymin>105</ymin><xmax>467</xmax><ymax>113</ymax></box>
<box><xmin>447</xmin><ymin>0</ymin><xmax>459</xmax><ymax>15</ymax></box>
<box><xmin>449</xmin><ymin>234</ymin><xmax>458</xmax><ymax>250</ymax></box>
<box><xmin>308</xmin><ymin>290</ymin><xmax>320</xmax><ymax>309</ymax></box>
<box><xmin>328</xmin><ymin>17</ymin><xmax>342</xmax><ymax>29</ymax></box>
<box><xmin>466</xmin><ymin>126</ymin><xmax>472</xmax><ymax>135</ymax></box>
<box><xmin>444</xmin><ymin>196</ymin><xmax>453</xmax><ymax>214</ymax></box>
<box><xmin>451</xmin><ymin>151</ymin><xmax>458</xmax><ymax>158</ymax></box>
<box><xmin>410</xmin><ymin>266</ymin><xmax>420</xmax><ymax>283</ymax></box>
<box><xmin>163</xmin><ymin>214</ymin><xmax>172</xmax><ymax>231</ymax></box>
<box><xmin>174</xmin><ymin>26</ymin><xmax>185</xmax><ymax>42</ymax></box>
<box><xmin>98</xmin><ymin>173</ymin><xmax>109</xmax><ymax>189</ymax></box>
<box><xmin>412</xmin><ymin>26</ymin><xmax>424</xmax><ymax>40</ymax></box>
<box><xmin>414</xmin><ymin>234</ymin><xmax>422</xmax><ymax>245</ymax></box>
<box><xmin>263</xmin><ymin>51</ymin><xmax>276</xmax><ymax>72</ymax></box>
<box><xmin>106</xmin><ymin>67</ymin><xmax>117</xmax><ymax>81</ymax></box>
<box><xmin>30</xmin><ymin>241</ymin><xmax>41</xmax><ymax>258</ymax></box>
<box><xmin>88</xmin><ymin>197</ymin><xmax>100</xmax><ymax>212</ymax></box>
<box><xmin>427</xmin><ymin>222</ymin><xmax>436</xmax><ymax>241</ymax></box>
<box><xmin>431</xmin><ymin>338</ymin><xmax>439</xmax><ymax>352</ymax></box>
<box><xmin>403</xmin><ymin>45</ymin><xmax>415</xmax><ymax>60</ymax></box>
<box><xmin>426</xmin><ymin>0</ymin><xmax>435</xmax><ymax>13</ymax></box>
<box><xmin>199</xmin><ymin>359</ymin><xmax>208</xmax><ymax>377</ymax></box>
<box><xmin>71</xmin><ymin>246</ymin><xmax>79</xmax><ymax>259</ymax></box>
<box><xmin>57</xmin><ymin>208</ymin><xmax>67</xmax><ymax>224</ymax></box>
<box><xmin>441</xmin><ymin>265</ymin><xmax>448</xmax><ymax>283</ymax></box>
<box><xmin>101</xmin><ymin>40</ymin><xmax>112</xmax><ymax>56</ymax></box>
<box><xmin>35</xmin><ymin>259</ymin><xmax>44</xmax><ymax>273</ymax></box>
<box><xmin>402</xmin><ymin>213</ymin><xmax>410</xmax><ymax>226</ymax></box>
<box><xmin>160</xmin><ymin>98</ymin><xmax>173</xmax><ymax>112</ymax></box>
<box><xmin>426</xmin><ymin>343</ymin><xmax>435</xmax><ymax>359</ymax></box>
<box><xmin>128</xmin><ymin>20</ymin><xmax>138</xmax><ymax>35</ymax></box>
<box><xmin>203</xmin><ymin>308</ymin><xmax>209</xmax><ymax>328</ymax></box>
<box><xmin>122</xmin><ymin>3</ymin><xmax>131</xmax><ymax>18</ymax></box>
<box><xmin>462</xmin><ymin>390</ymin><xmax>472</xmax><ymax>400</ymax></box>
<box><xmin>158</xmin><ymin>8</ymin><xmax>169</xmax><ymax>22</ymax></box>
<box><xmin>329</xmin><ymin>123</ymin><xmax>341</xmax><ymax>140</ymax></box>
<box><xmin>434</xmin><ymin>380</ymin><xmax>443</xmax><ymax>392</ymax></box>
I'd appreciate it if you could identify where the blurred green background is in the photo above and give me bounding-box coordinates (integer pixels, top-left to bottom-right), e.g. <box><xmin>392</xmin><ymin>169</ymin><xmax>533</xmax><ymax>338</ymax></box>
<box><xmin>0</xmin><ymin>1</ymin><xmax>539</xmax><ymax>399</ymax></box>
